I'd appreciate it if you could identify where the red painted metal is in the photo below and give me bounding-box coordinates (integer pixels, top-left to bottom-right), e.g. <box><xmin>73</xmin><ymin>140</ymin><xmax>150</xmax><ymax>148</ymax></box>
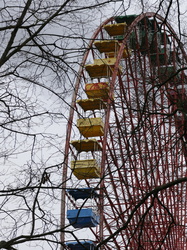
<box><xmin>62</xmin><ymin>12</ymin><xmax>187</xmax><ymax>249</ymax></box>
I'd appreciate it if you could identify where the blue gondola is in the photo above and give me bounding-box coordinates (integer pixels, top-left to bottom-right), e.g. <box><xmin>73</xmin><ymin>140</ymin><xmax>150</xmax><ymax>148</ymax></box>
<box><xmin>66</xmin><ymin>240</ymin><xmax>96</xmax><ymax>250</ymax></box>
<box><xmin>66</xmin><ymin>188</ymin><xmax>99</xmax><ymax>200</ymax></box>
<box><xmin>67</xmin><ymin>208</ymin><xmax>99</xmax><ymax>228</ymax></box>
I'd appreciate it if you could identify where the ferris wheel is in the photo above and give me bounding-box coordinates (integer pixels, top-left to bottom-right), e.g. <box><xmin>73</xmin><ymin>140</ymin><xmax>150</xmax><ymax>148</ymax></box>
<box><xmin>61</xmin><ymin>12</ymin><xmax>187</xmax><ymax>249</ymax></box>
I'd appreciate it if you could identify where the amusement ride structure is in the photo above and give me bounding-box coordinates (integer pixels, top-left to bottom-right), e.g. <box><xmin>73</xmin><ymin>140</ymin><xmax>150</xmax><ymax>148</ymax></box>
<box><xmin>61</xmin><ymin>12</ymin><xmax>187</xmax><ymax>249</ymax></box>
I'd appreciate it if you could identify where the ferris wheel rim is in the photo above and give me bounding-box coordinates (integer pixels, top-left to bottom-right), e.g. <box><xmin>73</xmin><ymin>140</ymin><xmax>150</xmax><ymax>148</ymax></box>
<box><xmin>62</xmin><ymin>12</ymin><xmax>187</xmax><ymax>249</ymax></box>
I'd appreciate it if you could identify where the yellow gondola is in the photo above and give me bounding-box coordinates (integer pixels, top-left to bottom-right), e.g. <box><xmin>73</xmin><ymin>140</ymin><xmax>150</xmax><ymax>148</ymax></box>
<box><xmin>71</xmin><ymin>159</ymin><xmax>100</xmax><ymax>179</ymax></box>
<box><xmin>77</xmin><ymin>117</ymin><xmax>104</xmax><ymax>137</ymax></box>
